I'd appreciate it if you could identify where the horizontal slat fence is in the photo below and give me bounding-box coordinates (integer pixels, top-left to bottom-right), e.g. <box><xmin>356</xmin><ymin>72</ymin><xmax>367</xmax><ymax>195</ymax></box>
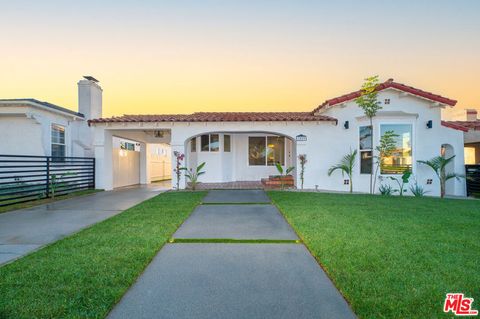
<box><xmin>0</xmin><ymin>154</ymin><xmax>95</xmax><ymax>207</ymax></box>
<box><xmin>465</xmin><ymin>165</ymin><xmax>480</xmax><ymax>197</ymax></box>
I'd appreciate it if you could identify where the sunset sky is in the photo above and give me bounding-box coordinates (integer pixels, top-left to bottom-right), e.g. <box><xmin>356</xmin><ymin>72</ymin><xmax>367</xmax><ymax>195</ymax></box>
<box><xmin>2</xmin><ymin>0</ymin><xmax>480</xmax><ymax>118</ymax></box>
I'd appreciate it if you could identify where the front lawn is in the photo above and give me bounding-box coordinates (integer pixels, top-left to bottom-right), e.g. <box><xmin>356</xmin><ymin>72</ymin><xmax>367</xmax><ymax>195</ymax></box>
<box><xmin>0</xmin><ymin>191</ymin><xmax>206</xmax><ymax>319</ymax></box>
<box><xmin>269</xmin><ymin>192</ymin><xmax>480</xmax><ymax>319</ymax></box>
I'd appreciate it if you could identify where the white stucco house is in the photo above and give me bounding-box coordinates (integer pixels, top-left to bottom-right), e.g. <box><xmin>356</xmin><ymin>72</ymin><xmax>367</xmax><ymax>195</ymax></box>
<box><xmin>87</xmin><ymin>78</ymin><xmax>467</xmax><ymax>197</ymax></box>
<box><xmin>0</xmin><ymin>77</ymin><xmax>102</xmax><ymax>158</ymax></box>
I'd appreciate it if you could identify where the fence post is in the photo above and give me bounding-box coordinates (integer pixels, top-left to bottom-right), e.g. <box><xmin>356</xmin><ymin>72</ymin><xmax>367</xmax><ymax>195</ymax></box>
<box><xmin>45</xmin><ymin>157</ymin><xmax>50</xmax><ymax>198</ymax></box>
<box><xmin>92</xmin><ymin>158</ymin><xmax>96</xmax><ymax>189</ymax></box>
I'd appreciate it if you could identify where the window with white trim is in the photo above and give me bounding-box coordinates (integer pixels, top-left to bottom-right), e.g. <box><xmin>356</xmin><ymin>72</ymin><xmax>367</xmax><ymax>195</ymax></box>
<box><xmin>190</xmin><ymin>137</ymin><xmax>196</xmax><ymax>152</ymax></box>
<box><xmin>359</xmin><ymin>126</ymin><xmax>372</xmax><ymax>174</ymax></box>
<box><xmin>224</xmin><ymin>135</ymin><xmax>231</xmax><ymax>152</ymax></box>
<box><xmin>200</xmin><ymin>134</ymin><xmax>219</xmax><ymax>152</ymax></box>
<box><xmin>248</xmin><ymin>136</ymin><xmax>285</xmax><ymax>166</ymax></box>
<box><xmin>380</xmin><ymin>124</ymin><xmax>412</xmax><ymax>174</ymax></box>
<box><xmin>51</xmin><ymin>124</ymin><xmax>66</xmax><ymax>158</ymax></box>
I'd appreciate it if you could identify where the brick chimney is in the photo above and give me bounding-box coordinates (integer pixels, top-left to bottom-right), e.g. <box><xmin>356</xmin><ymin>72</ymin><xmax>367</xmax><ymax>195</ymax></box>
<box><xmin>466</xmin><ymin>109</ymin><xmax>478</xmax><ymax>121</ymax></box>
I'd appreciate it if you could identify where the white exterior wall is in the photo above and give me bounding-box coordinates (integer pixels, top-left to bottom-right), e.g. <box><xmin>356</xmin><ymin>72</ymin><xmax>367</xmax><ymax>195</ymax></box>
<box><xmin>0</xmin><ymin>106</ymin><xmax>84</xmax><ymax>157</ymax></box>
<box><xmin>0</xmin><ymin>78</ymin><xmax>102</xmax><ymax>158</ymax></box>
<box><xmin>92</xmin><ymin>88</ymin><xmax>466</xmax><ymax>196</ymax></box>
<box><xmin>320</xmin><ymin>89</ymin><xmax>466</xmax><ymax>196</ymax></box>
<box><xmin>184</xmin><ymin>132</ymin><xmax>295</xmax><ymax>183</ymax></box>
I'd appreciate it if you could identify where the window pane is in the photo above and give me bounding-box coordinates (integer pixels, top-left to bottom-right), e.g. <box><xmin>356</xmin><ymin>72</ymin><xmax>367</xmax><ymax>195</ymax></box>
<box><xmin>380</xmin><ymin>124</ymin><xmax>412</xmax><ymax>174</ymax></box>
<box><xmin>191</xmin><ymin>138</ymin><xmax>196</xmax><ymax>152</ymax></box>
<box><xmin>210</xmin><ymin>134</ymin><xmax>219</xmax><ymax>152</ymax></box>
<box><xmin>359</xmin><ymin>126</ymin><xmax>372</xmax><ymax>150</ymax></box>
<box><xmin>51</xmin><ymin>124</ymin><xmax>65</xmax><ymax>144</ymax></box>
<box><xmin>52</xmin><ymin>144</ymin><xmax>65</xmax><ymax>158</ymax></box>
<box><xmin>267</xmin><ymin>136</ymin><xmax>285</xmax><ymax>166</ymax></box>
<box><xmin>360</xmin><ymin>151</ymin><xmax>372</xmax><ymax>174</ymax></box>
<box><xmin>201</xmin><ymin>135</ymin><xmax>209</xmax><ymax>151</ymax></box>
<box><xmin>249</xmin><ymin>137</ymin><xmax>266</xmax><ymax>166</ymax></box>
<box><xmin>224</xmin><ymin>135</ymin><xmax>231</xmax><ymax>152</ymax></box>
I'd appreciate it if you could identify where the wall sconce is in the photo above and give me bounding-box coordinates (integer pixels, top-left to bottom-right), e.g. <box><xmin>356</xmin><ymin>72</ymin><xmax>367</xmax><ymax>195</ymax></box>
<box><xmin>344</xmin><ymin>121</ymin><xmax>349</xmax><ymax>129</ymax></box>
<box><xmin>426</xmin><ymin>120</ymin><xmax>433</xmax><ymax>129</ymax></box>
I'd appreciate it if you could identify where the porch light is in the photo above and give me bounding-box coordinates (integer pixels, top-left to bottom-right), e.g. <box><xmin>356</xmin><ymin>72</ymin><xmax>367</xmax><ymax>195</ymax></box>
<box><xmin>426</xmin><ymin>120</ymin><xmax>433</xmax><ymax>129</ymax></box>
<box><xmin>344</xmin><ymin>121</ymin><xmax>349</xmax><ymax>129</ymax></box>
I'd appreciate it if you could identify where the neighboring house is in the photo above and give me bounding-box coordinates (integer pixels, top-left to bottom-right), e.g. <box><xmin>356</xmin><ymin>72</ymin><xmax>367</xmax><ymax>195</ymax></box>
<box><xmin>89</xmin><ymin>78</ymin><xmax>467</xmax><ymax>197</ymax></box>
<box><xmin>444</xmin><ymin>109</ymin><xmax>480</xmax><ymax>164</ymax></box>
<box><xmin>0</xmin><ymin>76</ymin><xmax>171</xmax><ymax>189</ymax></box>
<box><xmin>0</xmin><ymin>76</ymin><xmax>102</xmax><ymax>157</ymax></box>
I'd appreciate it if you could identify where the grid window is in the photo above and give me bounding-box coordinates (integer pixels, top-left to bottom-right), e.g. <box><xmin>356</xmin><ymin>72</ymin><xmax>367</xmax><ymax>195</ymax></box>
<box><xmin>200</xmin><ymin>134</ymin><xmax>220</xmax><ymax>152</ymax></box>
<box><xmin>51</xmin><ymin>124</ymin><xmax>66</xmax><ymax>158</ymax></box>
<box><xmin>359</xmin><ymin>126</ymin><xmax>372</xmax><ymax>174</ymax></box>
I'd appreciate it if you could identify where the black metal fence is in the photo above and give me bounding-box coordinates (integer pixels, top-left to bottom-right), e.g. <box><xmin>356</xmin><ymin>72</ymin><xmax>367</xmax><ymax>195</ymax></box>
<box><xmin>465</xmin><ymin>164</ymin><xmax>480</xmax><ymax>197</ymax></box>
<box><xmin>0</xmin><ymin>154</ymin><xmax>95</xmax><ymax>207</ymax></box>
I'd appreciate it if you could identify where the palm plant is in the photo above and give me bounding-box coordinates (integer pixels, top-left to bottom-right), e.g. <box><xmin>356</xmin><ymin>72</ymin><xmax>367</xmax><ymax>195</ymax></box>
<box><xmin>180</xmin><ymin>162</ymin><xmax>206</xmax><ymax>191</ymax></box>
<box><xmin>417</xmin><ymin>155</ymin><xmax>463</xmax><ymax>198</ymax></box>
<box><xmin>328</xmin><ymin>149</ymin><xmax>357</xmax><ymax>193</ymax></box>
<box><xmin>275</xmin><ymin>163</ymin><xmax>295</xmax><ymax>190</ymax></box>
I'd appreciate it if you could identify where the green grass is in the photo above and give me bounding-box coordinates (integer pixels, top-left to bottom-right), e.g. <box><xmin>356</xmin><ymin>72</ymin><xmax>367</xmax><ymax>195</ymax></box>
<box><xmin>0</xmin><ymin>191</ymin><xmax>206</xmax><ymax>319</ymax></box>
<box><xmin>0</xmin><ymin>189</ymin><xmax>102</xmax><ymax>214</ymax></box>
<box><xmin>201</xmin><ymin>202</ymin><xmax>271</xmax><ymax>205</ymax></box>
<box><xmin>268</xmin><ymin>191</ymin><xmax>480</xmax><ymax>319</ymax></box>
<box><xmin>170</xmin><ymin>238</ymin><xmax>300</xmax><ymax>244</ymax></box>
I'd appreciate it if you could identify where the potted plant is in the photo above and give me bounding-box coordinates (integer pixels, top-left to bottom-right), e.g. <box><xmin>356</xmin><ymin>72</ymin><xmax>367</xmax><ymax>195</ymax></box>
<box><xmin>274</xmin><ymin>163</ymin><xmax>295</xmax><ymax>190</ymax></box>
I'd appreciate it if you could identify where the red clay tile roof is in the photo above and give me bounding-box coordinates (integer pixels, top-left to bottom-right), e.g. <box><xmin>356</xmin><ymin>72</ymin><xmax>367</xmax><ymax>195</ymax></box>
<box><xmin>443</xmin><ymin>120</ymin><xmax>479</xmax><ymax>132</ymax></box>
<box><xmin>89</xmin><ymin>112</ymin><xmax>337</xmax><ymax>124</ymax></box>
<box><xmin>312</xmin><ymin>78</ymin><xmax>457</xmax><ymax>114</ymax></box>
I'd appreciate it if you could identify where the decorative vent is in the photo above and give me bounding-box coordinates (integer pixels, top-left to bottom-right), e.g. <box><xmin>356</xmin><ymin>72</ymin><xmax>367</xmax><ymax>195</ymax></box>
<box><xmin>344</xmin><ymin>179</ymin><xmax>350</xmax><ymax>185</ymax></box>
<box><xmin>426</xmin><ymin>179</ymin><xmax>433</xmax><ymax>185</ymax></box>
<box><xmin>384</xmin><ymin>98</ymin><xmax>391</xmax><ymax>105</ymax></box>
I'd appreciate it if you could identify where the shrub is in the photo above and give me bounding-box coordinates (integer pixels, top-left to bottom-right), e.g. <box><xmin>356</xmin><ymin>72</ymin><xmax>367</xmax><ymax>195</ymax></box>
<box><xmin>378</xmin><ymin>184</ymin><xmax>395</xmax><ymax>196</ymax></box>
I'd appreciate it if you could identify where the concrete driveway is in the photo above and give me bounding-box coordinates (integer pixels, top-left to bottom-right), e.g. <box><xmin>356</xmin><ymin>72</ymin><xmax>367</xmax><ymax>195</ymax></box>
<box><xmin>108</xmin><ymin>189</ymin><xmax>356</xmax><ymax>319</ymax></box>
<box><xmin>0</xmin><ymin>184</ymin><xmax>167</xmax><ymax>265</ymax></box>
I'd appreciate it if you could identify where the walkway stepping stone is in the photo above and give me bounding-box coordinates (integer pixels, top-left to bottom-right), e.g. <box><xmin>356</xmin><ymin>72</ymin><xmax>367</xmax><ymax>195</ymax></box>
<box><xmin>108</xmin><ymin>244</ymin><xmax>357</xmax><ymax>319</ymax></box>
<box><xmin>173</xmin><ymin>204</ymin><xmax>298</xmax><ymax>240</ymax></box>
<box><xmin>202</xmin><ymin>189</ymin><xmax>271</xmax><ymax>203</ymax></box>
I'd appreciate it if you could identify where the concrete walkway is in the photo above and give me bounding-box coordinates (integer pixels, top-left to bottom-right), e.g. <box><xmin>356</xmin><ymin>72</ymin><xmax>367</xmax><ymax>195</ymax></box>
<box><xmin>0</xmin><ymin>184</ymin><xmax>168</xmax><ymax>265</ymax></box>
<box><xmin>108</xmin><ymin>189</ymin><xmax>356</xmax><ymax>319</ymax></box>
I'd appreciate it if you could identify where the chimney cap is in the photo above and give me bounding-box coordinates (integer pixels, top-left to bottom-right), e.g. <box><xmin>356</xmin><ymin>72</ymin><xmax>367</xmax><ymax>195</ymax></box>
<box><xmin>83</xmin><ymin>75</ymin><xmax>99</xmax><ymax>83</ymax></box>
